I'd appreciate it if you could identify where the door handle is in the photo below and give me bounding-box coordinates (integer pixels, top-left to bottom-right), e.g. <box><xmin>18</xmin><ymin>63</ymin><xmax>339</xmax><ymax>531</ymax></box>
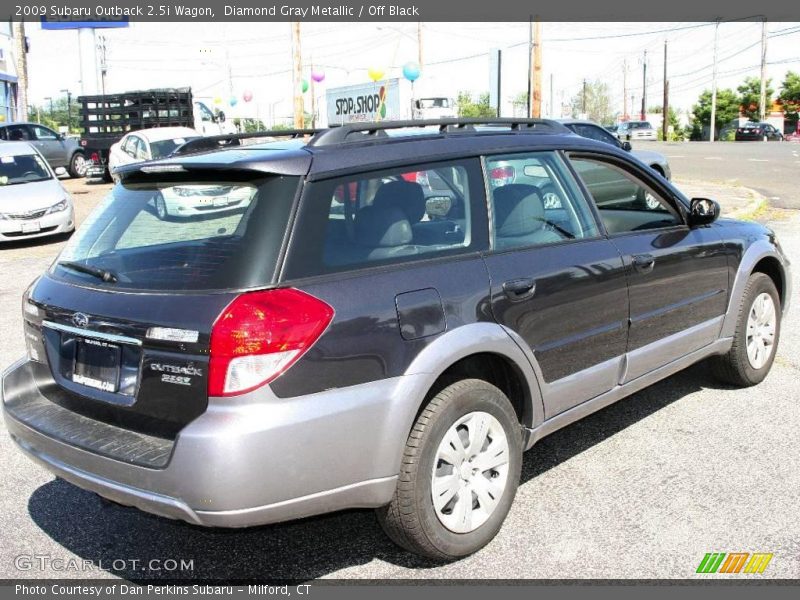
<box><xmin>503</xmin><ymin>278</ymin><xmax>536</xmax><ymax>302</ymax></box>
<box><xmin>632</xmin><ymin>254</ymin><xmax>656</xmax><ymax>273</ymax></box>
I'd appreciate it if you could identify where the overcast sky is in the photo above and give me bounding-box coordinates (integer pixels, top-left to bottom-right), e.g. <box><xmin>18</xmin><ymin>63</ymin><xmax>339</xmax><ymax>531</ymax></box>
<box><xmin>24</xmin><ymin>21</ymin><xmax>800</xmax><ymax>123</ymax></box>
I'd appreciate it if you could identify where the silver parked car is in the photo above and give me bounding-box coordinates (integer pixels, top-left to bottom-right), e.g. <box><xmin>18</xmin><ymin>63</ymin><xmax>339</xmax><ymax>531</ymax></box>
<box><xmin>557</xmin><ymin>119</ymin><xmax>671</xmax><ymax>180</ymax></box>
<box><xmin>0</xmin><ymin>122</ymin><xmax>87</xmax><ymax>178</ymax></box>
<box><xmin>0</xmin><ymin>142</ymin><xmax>75</xmax><ymax>243</ymax></box>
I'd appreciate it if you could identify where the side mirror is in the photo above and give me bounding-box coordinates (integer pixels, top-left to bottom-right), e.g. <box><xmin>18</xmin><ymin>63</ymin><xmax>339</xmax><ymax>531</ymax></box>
<box><xmin>217</xmin><ymin>111</ymin><xmax>226</xmax><ymax>123</ymax></box>
<box><xmin>54</xmin><ymin>166</ymin><xmax>67</xmax><ymax>176</ymax></box>
<box><xmin>689</xmin><ymin>197</ymin><xmax>720</xmax><ymax>226</ymax></box>
<box><xmin>621</xmin><ymin>141</ymin><xmax>632</xmax><ymax>151</ymax></box>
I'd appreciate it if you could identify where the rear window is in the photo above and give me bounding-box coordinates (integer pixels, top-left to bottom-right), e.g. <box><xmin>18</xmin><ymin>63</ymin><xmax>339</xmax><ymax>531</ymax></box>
<box><xmin>631</xmin><ymin>122</ymin><xmax>653</xmax><ymax>129</ymax></box>
<box><xmin>150</xmin><ymin>137</ymin><xmax>201</xmax><ymax>159</ymax></box>
<box><xmin>51</xmin><ymin>175</ymin><xmax>299</xmax><ymax>292</ymax></box>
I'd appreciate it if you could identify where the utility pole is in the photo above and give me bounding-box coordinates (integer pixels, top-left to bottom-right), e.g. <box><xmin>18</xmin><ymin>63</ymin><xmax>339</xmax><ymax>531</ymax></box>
<box><xmin>97</xmin><ymin>34</ymin><xmax>108</xmax><ymax>98</ymax></box>
<box><xmin>662</xmin><ymin>40</ymin><xmax>669</xmax><ymax>139</ymax></box>
<box><xmin>44</xmin><ymin>97</ymin><xmax>53</xmax><ymax>120</ymax></box>
<box><xmin>641</xmin><ymin>49</ymin><xmax>647</xmax><ymax>120</ymax></box>
<box><xmin>582</xmin><ymin>79</ymin><xmax>587</xmax><ymax>116</ymax></box>
<box><xmin>549</xmin><ymin>73</ymin><xmax>554</xmax><ymax>118</ymax></box>
<box><xmin>759</xmin><ymin>18</ymin><xmax>768</xmax><ymax>122</ymax></box>
<box><xmin>710</xmin><ymin>20</ymin><xmax>720</xmax><ymax>142</ymax></box>
<box><xmin>623</xmin><ymin>59</ymin><xmax>628</xmax><ymax>121</ymax></box>
<box><xmin>531</xmin><ymin>17</ymin><xmax>542</xmax><ymax>118</ymax></box>
<box><xmin>12</xmin><ymin>21</ymin><xmax>29</xmax><ymax>121</ymax></box>
<box><xmin>417</xmin><ymin>22</ymin><xmax>424</xmax><ymax>70</ymax></box>
<box><xmin>291</xmin><ymin>22</ymin><xmax>304</xmax><ymax>129</ymax></box>
<box><xmin>310</xmin><ymin>56</ymin><xmax>317</xmax><ymax>128</ymax></box>
<box><xmin>527</xmin><ymin>16</ymin><xmax>533</xmax><ymax>117</ymax></box>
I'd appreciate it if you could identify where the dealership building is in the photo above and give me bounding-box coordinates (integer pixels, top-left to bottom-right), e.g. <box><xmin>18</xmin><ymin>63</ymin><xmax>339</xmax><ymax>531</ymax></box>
<box><xmin>0</xmin><ymin>21</ymin><xmax>19</xmax><ymax>123</ymax></box>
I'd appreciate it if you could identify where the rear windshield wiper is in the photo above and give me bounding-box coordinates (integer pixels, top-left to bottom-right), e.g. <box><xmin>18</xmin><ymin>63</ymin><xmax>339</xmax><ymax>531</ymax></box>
<box><xmin>57</xmin><ymin>261</ymin><xmax>118</xmax><ymax>283</ymax></box>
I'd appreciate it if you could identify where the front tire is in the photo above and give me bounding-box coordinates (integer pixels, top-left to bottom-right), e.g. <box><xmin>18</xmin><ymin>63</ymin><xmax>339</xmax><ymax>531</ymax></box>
<box><xmin>155</xmin><ymin>193</ymin><xmax>170</xmax><ymax>221</ymax></box>
<box><xmin>711</xmin><ymin>273</ymin><xmax>781</xmax><ymax>386</ymax></box>
<box><xmin>376</xmin><ymin>379</ymin><xmax>522</xmax><ymax>561</ymax></box>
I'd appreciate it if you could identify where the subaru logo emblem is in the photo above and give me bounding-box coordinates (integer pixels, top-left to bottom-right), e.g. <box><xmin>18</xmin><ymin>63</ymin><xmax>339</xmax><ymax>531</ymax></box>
<box><xmin>71</xmin><ymin>313</ymin><xmax>89</xmax><ymax>328</ymax></box>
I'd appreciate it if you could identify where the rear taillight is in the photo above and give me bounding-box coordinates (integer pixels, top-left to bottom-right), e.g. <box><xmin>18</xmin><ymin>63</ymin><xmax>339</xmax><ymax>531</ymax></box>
<box><xmin>208</xmin><ymin>288</ymin><xmax>334</xmax><ymax>397</ymax></box>
<box><xmin>90</xmin><ymin>152</ymin><xmax>99</xmax><ymax>163</ymax></box>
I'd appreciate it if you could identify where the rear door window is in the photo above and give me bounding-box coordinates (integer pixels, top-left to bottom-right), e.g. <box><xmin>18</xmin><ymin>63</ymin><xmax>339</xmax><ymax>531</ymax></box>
<box><xmin>283</xmin><ymin>159</ymin><xmax>488</xmax><ymax>278</ymax></box>
<box><xmin>51</xmin><ymin>174</ymin><xmax>300</xmax><ymax>291</ymax></box>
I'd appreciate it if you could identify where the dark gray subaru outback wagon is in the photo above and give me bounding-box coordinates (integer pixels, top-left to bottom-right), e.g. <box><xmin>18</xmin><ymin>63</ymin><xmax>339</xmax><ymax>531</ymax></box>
<box><xmin>2</xmin><ymin>119</ymin><xmax>791</xmax><ymax>560</ymax></box>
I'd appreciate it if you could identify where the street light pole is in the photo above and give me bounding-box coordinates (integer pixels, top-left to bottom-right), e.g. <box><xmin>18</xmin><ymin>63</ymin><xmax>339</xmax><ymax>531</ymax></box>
<box><xmin>61</xmin><ymin>89</ymin><xmax>72</xmax><ymax>132</ymax></box>
<box><xmin>44</xmin><ymin>97</ymin><xmax>53</xmax><ymax>120</ymax></box>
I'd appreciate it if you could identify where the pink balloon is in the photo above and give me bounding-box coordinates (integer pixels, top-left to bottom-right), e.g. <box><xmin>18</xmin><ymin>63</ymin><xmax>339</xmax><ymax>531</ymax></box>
<box><xmin>311</xmin><ymin>70</ymin><xmax>325</xmax><ymax>83</ymax></box>
<box><xmin>243</xmin><ymin>90</ymin><xmax>254</xmax><ymax>102</ymax></box>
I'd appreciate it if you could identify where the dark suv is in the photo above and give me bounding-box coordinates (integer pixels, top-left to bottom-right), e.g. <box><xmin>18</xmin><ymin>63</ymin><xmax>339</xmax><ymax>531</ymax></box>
<box><xmin>1</xmin><ymin>119</ymin><xmax>791</xmax><ymax>561</ymax></box>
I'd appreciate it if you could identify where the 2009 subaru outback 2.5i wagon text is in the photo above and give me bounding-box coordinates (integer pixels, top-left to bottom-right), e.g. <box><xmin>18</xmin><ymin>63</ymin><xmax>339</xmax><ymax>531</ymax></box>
<box><xmin>1</xmin><ymin>119</ymin><xmax>791</xmax><ymax>561</ymax></box>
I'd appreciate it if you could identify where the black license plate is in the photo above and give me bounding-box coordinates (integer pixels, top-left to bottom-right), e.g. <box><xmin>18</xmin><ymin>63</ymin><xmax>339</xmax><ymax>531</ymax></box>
<box><xmin>72</xmin><ymin>338</ymin><xmax>121</xmax><ymax>393</ymax></box>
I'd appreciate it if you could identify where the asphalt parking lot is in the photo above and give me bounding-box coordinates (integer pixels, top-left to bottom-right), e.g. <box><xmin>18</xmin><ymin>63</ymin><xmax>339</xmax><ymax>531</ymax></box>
<box><xmin>0</xmin><ymin>156</ymin><xmax>798</xmax><ymax>581</ymax></box>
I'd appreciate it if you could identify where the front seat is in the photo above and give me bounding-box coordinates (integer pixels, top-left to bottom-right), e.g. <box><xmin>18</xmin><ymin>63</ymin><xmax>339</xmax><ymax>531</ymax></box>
<box><xmin>354</xmin><ymin>204</ymin><xmax>418</xmax><ymax>261</ymax></box>
<box><xmin>373</xmin><ymin>180</ymin><xmax>460</xmax><ymax>245</ymax></box>
<box><xmin>492</xmin><ymin>184</ymin><xmax>562</xmax><ymax>250</ymax></box>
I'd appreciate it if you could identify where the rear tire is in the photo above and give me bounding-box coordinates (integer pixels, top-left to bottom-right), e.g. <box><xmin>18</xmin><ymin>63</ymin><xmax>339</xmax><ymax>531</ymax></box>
<box><xmin>376</xmin><ymin>379</ymin><xmax>522</xmax><ymax>561</ymax></box>
<box><xmin>711</xmin><ymin>273</ymin><xmax>781</xmax><ymax>387</ymax></box>
<box><xmin>68</xmin><ymin>152</ymin><xmax>87</xmax><ymax>178</ymax></box>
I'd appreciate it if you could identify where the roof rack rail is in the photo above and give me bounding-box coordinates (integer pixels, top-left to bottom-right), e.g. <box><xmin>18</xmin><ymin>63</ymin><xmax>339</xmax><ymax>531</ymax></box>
<box><xmin>308</xmin><ymin>118</ymin><xmax>570</xmax><ymax>147</ymax></box>
<box><xmin>172</xmin><ymin>129</ymin><xmax>322</xmax><ymax>156</ymax></box>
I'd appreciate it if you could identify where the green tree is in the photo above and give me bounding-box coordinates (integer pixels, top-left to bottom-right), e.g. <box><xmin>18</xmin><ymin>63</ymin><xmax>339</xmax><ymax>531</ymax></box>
<box><xmin>569</xmin><ymin>80</ymin><xmax>614</xmax><ymax>124</ymax></box>
<box><xmin>737</xmin><ymin>76</ymin><xmax>774</xmax><ymax>121</ymax></box>
<box><xmin>456</xmin><ymin>91</ymin><xmax>496</xmax><ymax>118</ymax></box>
<box><xmin>510</xmin><ymin>91</ymin><xmax>528</xmax><ymax>117</ymax></box>
<box><xmin>691</xmin><ymin>88</ymin><xmax>740</xmax><ymax>138</ymax></box>
<box><xmin>30</xmin><ymin>95</ymin><xmax>81</xmax><ymax>133</ymax></box>
<box><xmin>778</xmin><ymin>71</ymin><xmax>800</xmax><ymax>123</ymax></box>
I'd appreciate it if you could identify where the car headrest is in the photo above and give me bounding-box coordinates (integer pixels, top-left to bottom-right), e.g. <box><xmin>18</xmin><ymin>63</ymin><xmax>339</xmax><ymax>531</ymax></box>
<box><xmin>492</xmin><ymin>184</ymin><xmax>545</xmax><ymax>237</ymax></box>
<box><xmin>373</xmin><ymin>180</ymin><xmax>426</xmax><ymax>224</ymax></box>
<box><xmin>354</xmin><ymin>205</ymin><xmax>413</xmax><ymax>248</ymax></box>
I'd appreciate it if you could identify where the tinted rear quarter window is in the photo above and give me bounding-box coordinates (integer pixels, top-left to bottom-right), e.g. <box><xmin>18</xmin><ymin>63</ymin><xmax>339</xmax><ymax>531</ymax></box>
<box><xmin>283</xmin><ymin>158</ymin><xmax>488</xmax><ymax>279</ymax></box>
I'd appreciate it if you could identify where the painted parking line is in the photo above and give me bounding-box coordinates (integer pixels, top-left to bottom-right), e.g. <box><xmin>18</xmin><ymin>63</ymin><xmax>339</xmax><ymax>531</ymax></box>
<box><xmin>704</xmin><ymin>157</ymin><xmax>722</xmax><ymax>160</ymax></box>
<box><xmin>747</xmin><ymin>158</ymin><xmax>769</xmax><ymax>162</ymax></box>
<box><xmin>665</xmin><ymin>155</ymin><xmax>686</xmax><ymax>158</ymax></box>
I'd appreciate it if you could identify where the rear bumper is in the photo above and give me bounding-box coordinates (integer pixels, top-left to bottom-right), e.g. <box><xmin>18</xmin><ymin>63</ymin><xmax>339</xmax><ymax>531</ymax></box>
<box><xmin>2</xmin><ymin>358</ymin><xmax>421</xmax><ymax>527</ymax></box>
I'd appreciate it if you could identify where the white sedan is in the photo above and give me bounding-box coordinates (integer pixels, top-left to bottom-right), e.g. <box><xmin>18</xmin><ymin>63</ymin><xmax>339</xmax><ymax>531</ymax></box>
<box><xmin>153</xmin><ymin>183</ymin><xmax>255</xmax><ymax>221</ymax></box>
<box><xmin>0</xmin><ymin>142</ymin><xmax>75</xmax><ymax>243</ymax></box>
<box><xmin>108</xmin><ymin>127</ymin><xmax>201</xmax><ymax>183</ymax></box>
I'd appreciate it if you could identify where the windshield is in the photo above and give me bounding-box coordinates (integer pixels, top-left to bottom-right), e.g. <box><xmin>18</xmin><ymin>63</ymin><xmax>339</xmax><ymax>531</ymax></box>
<box><xmin>51</xmin><ymin>174</ymin><xmax>300</xmax><ymax>292</ymax></box>
<box><xmin>630</xmin><ymin>122</ymin><xmax>653</xmax><ymax>129</ymax></box>
<box><xmin>150</xmin><ymin>137</ymin><xmax>201</xmax><ymax>159</ymax></box>
<box><xmin>418</xmin><ymin>98</ymin><xmax>450</xmax><ymax>109</ymax></box>
<box><xmin>0</xmin><ymin>154</ymin><xmax>52</xmax><ymax>186</ymax></box>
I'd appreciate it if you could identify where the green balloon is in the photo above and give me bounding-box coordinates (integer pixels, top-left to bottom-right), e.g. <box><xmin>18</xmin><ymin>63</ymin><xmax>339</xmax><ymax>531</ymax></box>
<box><xmin>302</xmin><ymin>79</ymin><xmax>309</xmax><ymax>93</ymax></box>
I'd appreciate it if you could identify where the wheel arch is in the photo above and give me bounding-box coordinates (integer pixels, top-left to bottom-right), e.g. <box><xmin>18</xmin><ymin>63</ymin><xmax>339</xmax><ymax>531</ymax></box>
<box><xmin>402</xmin><ymin>322</ymin><xmax>545</xmax><ymax>432</ymax></box>
<box><xmin>721</xmin><ymin>240</ymin><xmax>791</xmax><ymax>338</ymax></box>
<box><xmin>752</xmin><ymin>255</ymin><xmax>786</xmax><ymax>308</ymax></box>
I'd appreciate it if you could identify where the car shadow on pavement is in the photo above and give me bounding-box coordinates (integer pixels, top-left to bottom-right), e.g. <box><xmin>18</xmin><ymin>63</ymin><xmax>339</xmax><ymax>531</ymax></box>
<box><xmin>0</xmin><ymin>232</ymin><xmax>73</xmax><ymax>252</ymax></box>
<box><xmin>27</xmin><ymin>362</ymin><xmax>731</xmax><ymax>581</ymax></box>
